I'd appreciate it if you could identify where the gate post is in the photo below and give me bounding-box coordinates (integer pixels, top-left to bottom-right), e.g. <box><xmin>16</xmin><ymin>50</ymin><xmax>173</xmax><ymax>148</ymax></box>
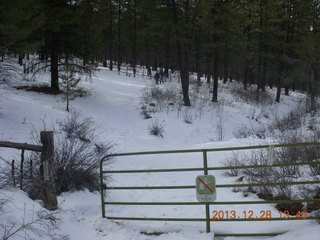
<box><xmin>203</xmin><ymin>150</ymin><xmax>211</xmax><ymax>233</ymax></box>
<box><xmin>40</xmin><ymin>131</ymin><xmax>58</xmax><ymax>210</ymax></box>
<box><xmin>100</xmin><ymin>159</ymin><xmax>106</xmax><ymax>218</ymax></box>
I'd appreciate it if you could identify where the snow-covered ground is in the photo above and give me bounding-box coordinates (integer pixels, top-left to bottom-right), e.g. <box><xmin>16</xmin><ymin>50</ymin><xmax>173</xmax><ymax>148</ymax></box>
<box><xmin>0</xmin><ymin>66</ymin><xmax>319</xmax><ymax>239</ymax></box>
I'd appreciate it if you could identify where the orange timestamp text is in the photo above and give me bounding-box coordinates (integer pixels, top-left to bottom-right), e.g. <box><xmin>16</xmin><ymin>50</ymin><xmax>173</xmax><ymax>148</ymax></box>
<box><xmin>212</xmin><ymin>210</ymin><xmax>308</xmax><ymax>219</ymax></box>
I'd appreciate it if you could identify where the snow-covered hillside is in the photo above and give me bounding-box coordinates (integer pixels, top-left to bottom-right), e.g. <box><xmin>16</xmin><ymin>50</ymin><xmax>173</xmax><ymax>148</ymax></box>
<box><xmin>0</xmin><ymin>67</ymin><xmax>319</xmax><ymax>240</ymax></box>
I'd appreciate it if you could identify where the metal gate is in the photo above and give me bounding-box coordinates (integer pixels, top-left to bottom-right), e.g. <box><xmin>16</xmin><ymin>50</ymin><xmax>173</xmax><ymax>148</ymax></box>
<box><xmin>100</xmin><ymin>142</ymin><xmax>320</xmax><ymax>237</ymax></box>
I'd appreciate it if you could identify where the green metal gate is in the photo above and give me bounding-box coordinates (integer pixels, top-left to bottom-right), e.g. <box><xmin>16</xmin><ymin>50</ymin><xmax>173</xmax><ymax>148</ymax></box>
<box><xmin>100</xmin><ymin>142</ymin><xmax>320</xmax><ymax>237</ymax></box>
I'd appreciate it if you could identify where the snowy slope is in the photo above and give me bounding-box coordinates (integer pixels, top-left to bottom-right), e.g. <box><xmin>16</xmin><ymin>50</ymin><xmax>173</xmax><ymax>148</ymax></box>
<box><xmin>0</xmin><ymin>66</ymin><xmax>319</xmax><ymax>239</ymax></box>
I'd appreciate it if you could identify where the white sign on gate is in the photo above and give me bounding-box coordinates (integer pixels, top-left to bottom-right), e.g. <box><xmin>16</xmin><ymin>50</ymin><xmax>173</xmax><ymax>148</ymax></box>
<box><xmin>196</xmin><ymin>175</ymin><xmax>217</xmax><ymax>202</ymax></box>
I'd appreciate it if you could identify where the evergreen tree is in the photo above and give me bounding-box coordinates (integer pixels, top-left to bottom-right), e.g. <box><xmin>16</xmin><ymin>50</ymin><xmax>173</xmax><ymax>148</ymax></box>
<box><xmin>2</xmin><ymin>0</ymin><xmax>320</xmax><ymax>106</ymax></box>
<box><xmin>39</xmin><ymin>0</ymin><xmax>101</xmax><ymax>90</ymax></box>
<box><xmin>0</xmin><ymin>0</ymin><xmax>43</xmax><ymax>56</ymax></box>
<box><xmin>171</xmin><ymin>0</ymin><xmax>205</xmax><ymax>106</ymax></box>
<box><xmin>60</xmin><ymin>63</ymin><xmax>81</xmax><ymax>112</ymax></box>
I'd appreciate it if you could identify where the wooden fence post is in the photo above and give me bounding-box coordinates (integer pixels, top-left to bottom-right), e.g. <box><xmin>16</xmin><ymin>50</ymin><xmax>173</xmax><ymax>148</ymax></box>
<box><xmin>20</xmin><ymin>149</ymin><xmax>25</xmax><ymax>190</ymax></box>
<box><xmin>40</xmin><ymin>131</ymin><xmax>58</xmax><ymax>210</ymax></box>
<box><xmin>11</xmin><ymin>159</ymin><xmax>16</xmax><ymax>187</ymax></box>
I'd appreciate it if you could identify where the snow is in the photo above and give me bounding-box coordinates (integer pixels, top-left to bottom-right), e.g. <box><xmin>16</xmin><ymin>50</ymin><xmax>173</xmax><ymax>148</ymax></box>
<box><xmin>0</xmin><ymin>66</ymin><xmax>319</xmax><ymax>239</ymax></box>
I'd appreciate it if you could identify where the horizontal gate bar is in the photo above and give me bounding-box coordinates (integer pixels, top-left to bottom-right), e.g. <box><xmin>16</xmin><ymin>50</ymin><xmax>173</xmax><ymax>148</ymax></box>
<box><xmin>104</xmin><ymin>199</ymin><xmax>320</xmax><ymax>205</ymax></box>
<box><xmin>103</xmin><ymin>161</ymin><xmax>320</xmax><ymax>174</ymax></box>
<box><xmin>106</xmin><ymin>216</ymin><xmax>206</xmax><ymax>221</ymax></box>
<box><xmin>106</xmin><ymin>185</ymin><xmax>194</xmax><ymax>190</ymax></box>
<box><xmin>101</xmin><ymin>142</ymin><xmax>320</xmax><ymax>162</ymax></box>
<box><xmin>105</xmin><ymin>201</ymin><xmax>202</xmax><ymax>205</ymax></box>
<box><xmin>106</xmin><ymin>180</ymin><xmax>320</xmax><ymax>190</ymax></box>
<box><xmin>103</xmin><ymin>167</ymin><xmax>204</xmax><ymax>174</ymax></box>
<box><xmin>141</xmin><ymin>231</ymin><xmax>286</xmax><ymax>237</ymax></box>
<box><xmin>214</xmin><ymin>233</ymin><xmax>285</xmax><ymax>237</ymax></box>
<box><xmin>105</xmin><ymin>216</ymin><xmax>320</xmax><ymax>221</ymax></box>
<box><xmin>217</xmin><ymin>180</ymin><xmax>320</xmax><ymax>188</ymax></box>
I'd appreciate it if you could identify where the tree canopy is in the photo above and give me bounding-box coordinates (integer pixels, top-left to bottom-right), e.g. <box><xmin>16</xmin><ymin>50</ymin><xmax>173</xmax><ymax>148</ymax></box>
<box><xmin>1</xmin><ymin>0</ymin><xmax>319</xmax><ymax>106</ymax></box>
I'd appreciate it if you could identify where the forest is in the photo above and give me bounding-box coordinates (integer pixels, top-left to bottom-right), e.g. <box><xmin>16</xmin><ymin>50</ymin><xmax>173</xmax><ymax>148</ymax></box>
<box><xmin>1</xmin><ymin>2</ymin><xmax>320</xmax><ymax>239</ymax></box>
<box><xmin>0</xmin><ymin>0</ymin><xmax>320</xmax><ymax>107</ymax></box>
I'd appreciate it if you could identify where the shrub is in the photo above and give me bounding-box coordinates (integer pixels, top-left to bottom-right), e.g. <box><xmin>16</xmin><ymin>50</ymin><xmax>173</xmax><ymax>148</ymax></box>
<box><xmin>141</xmin><ymin>84</ymin><xmax>178</xmax><ymax>112</ymax></box>
<box><xmin>225</xmin><ymin>129</ymin><xmax>320</xmax><ymax>215</ymax></box>
<box><xmin>233</xmin><ymin>125</ymin><xmax>267</xmax><ymax>139</ymax></box>
<box><xmin>140</xmin><ymin>106</ymin><xmax>152</xmax><ymax>119</ymax></box>
<box><xmin>0</xmin><ymin>157</ymin><xmax>13</xmax><ymax>189</ymax></box>
<box><xmin>269</xmin><ymin>106</ymin><xmax>305</xmax><ymax>133</ymax></box>
<box><xmin>59</xmin><ymin>111</ymin><xmax>94</xmax><ymax>142</ymax></box>
<box><xmin>21</xmin><ymin>111</ymin><xmax>113</xmax><ymax>198</ymax></box>
<box><xmin>0</xmin><ymin>111</ymin><xmax>112</xmax><ymax>199</ymax></box>
<box><xmin>0</xmin><ymin>207</ymin><xmax>68</xmax><ymax>240</ymax></box>
<box><xmin>54</xmin><ymin>112</ymin><xmax>112</xmax><ymax>194</ymax></box>
<box><xmin>148</xmin><ymin>120</ymin><xmax>164</xmax><ymax>137</ymax></box>
<box><xmin>233</xmin><ymin>101</ymin><xmax>308</xmax><ymax>139</ymax></box>
<box><xmin>182</xmin><ymin>109</ymin><xmax>193</xmax><ymax>124</ymax></box>
<box><xmin>0</xmin><ymin>58</ymin><xmax>20</xmax><ymax>85</ymax></box>
<box><xmin>230</xmin><ymin>84</ymin><xmax>273</xmax><ymax>105</ymax></box>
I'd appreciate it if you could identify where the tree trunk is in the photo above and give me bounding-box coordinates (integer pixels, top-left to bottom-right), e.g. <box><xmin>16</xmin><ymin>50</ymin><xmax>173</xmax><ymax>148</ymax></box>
<box><xmin>195</xmin><ymin>30</ymin><xmax>202</xmax><ymax>86</ymax></box>
<box><xmin>275</xmin><ymin>76</ymin><xmax>281</xmax><ymax>103</ymax></box>
<box><xmin>229</xmin><ymin>65</ymin><xmax>233</xmax><ymax>82</ymax></box>
<box><xmin>256</xmin><ymin>0</ymin><xmax>264</xmax><ymax>96</ymax></box>
<box><xmin>256</xmin><ymin>31</ymin><xmax>263</xmax><ymax>101</ymax></box>
<box><xmin>261</xmin><ymin>58</ymin><xmax>267</xmax><ymax>91</ymax></box>
<box><xmin>18</xmin><ymin>54</ymin><xmax>24</xmax><ymax>66</ymax></box>
<box><xmin>244</xmin><ymin>62</ymin><xmax>249</xmax><ymax>90</ymax></box>
<box><xmin>310</xmin><ymin>67</ymin><xmax>316</xmax><ymax>112</ymax></box>
<box><xmin>197</xmin><ymin>72</ymin><xmax>201</xmax><ymax>86</ymax></box>
<box><xmin>164</xmin><ymin>0</ymin><xmax>171</xmax><ymax>79</ymax></box>
<box><xmin>181</xmin><ymin>71</ymin><xmax>191</xmax><ymax>106</ymax></box>
<box><xmin>50</xmin><ymin>35</ymin><xmax>59</xmax><ymax>91</ymax></box>
<box><xmin>269</xmin><ymin>70</ymin><xmax>274</xmax><ymax>89</ymax></box>
<box><xmin>178</xmin><ymin>42</ymin><xmax>191</xmax><ymax>106</ymax></box>
<box><xmin>285</xmin><ymin>85</ymin><xmax>289</xmax><ymax>96</ymax></box>
<box><xmin>108</xmin><ymin>0</ymin><xmax>113</xmax><ymax>71</ymax></box>
<box><xmin>223</xmin><ymin>41</ymin><xmax>228</xmax><ymax>84</ymax></box>
<box><xmin>117</xmin><ymin>0</ymin><xmax>122</xmax><ymax>74</ymax></box>
<box><xmin>132</xmin><ymin>0</ymin><xmax>137</xmax><ymax>77</ymax></box>
<box><xmin>172</xmin><ymin>0</ymin><xmax>191</xmax><ymax>106</ymax></box>
<box><xmin>103</xmin><ymin>55</ymin><xmax>107</xmax><ymax>67</ymax></box>
<box><xmin>205</xmin><ymin>33</ymin><xmax>212</xmax><ymax>84</ymax></box>
<box><xmin>212</xmin><ymin>48</ymin><xmax>219</xmax><ymax>102</ymax></box>
<box><xmin>206</xmin><ymin>74</ymin><xmax>211</xmax><ymax>84</ymax></box>
<box><xmin>164</xmin><ymin>34</ymin><xmax>170</xmax><ymax>78</ymax></box>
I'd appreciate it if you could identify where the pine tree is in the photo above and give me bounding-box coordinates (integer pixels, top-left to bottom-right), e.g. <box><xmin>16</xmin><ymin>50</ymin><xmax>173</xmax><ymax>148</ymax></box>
<box><xmin>60</xmin><ymin>63</ymin><xmax>81</xmax><ymax>112</ymax></box>
<box><xmin>0</xmin><ymin>0</ymin><xmax>43</xmax><ymax>56</ymax></box>
<box><xmin>172</xmin><ymin>0</ymin><xmax>198</xmax><ymax>106</ymax></box>
<box><xmin>38</xmin><ymin>0</ymin><xmax>101</xmax><ymax>90</ymax></box>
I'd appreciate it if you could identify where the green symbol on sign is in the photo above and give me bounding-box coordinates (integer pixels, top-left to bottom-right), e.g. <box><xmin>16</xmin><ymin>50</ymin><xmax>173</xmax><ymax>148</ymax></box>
<box><xmin>196</xmin><ymin>175</ymin><xmax>216</xmax><ymax>202</ymax></box>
